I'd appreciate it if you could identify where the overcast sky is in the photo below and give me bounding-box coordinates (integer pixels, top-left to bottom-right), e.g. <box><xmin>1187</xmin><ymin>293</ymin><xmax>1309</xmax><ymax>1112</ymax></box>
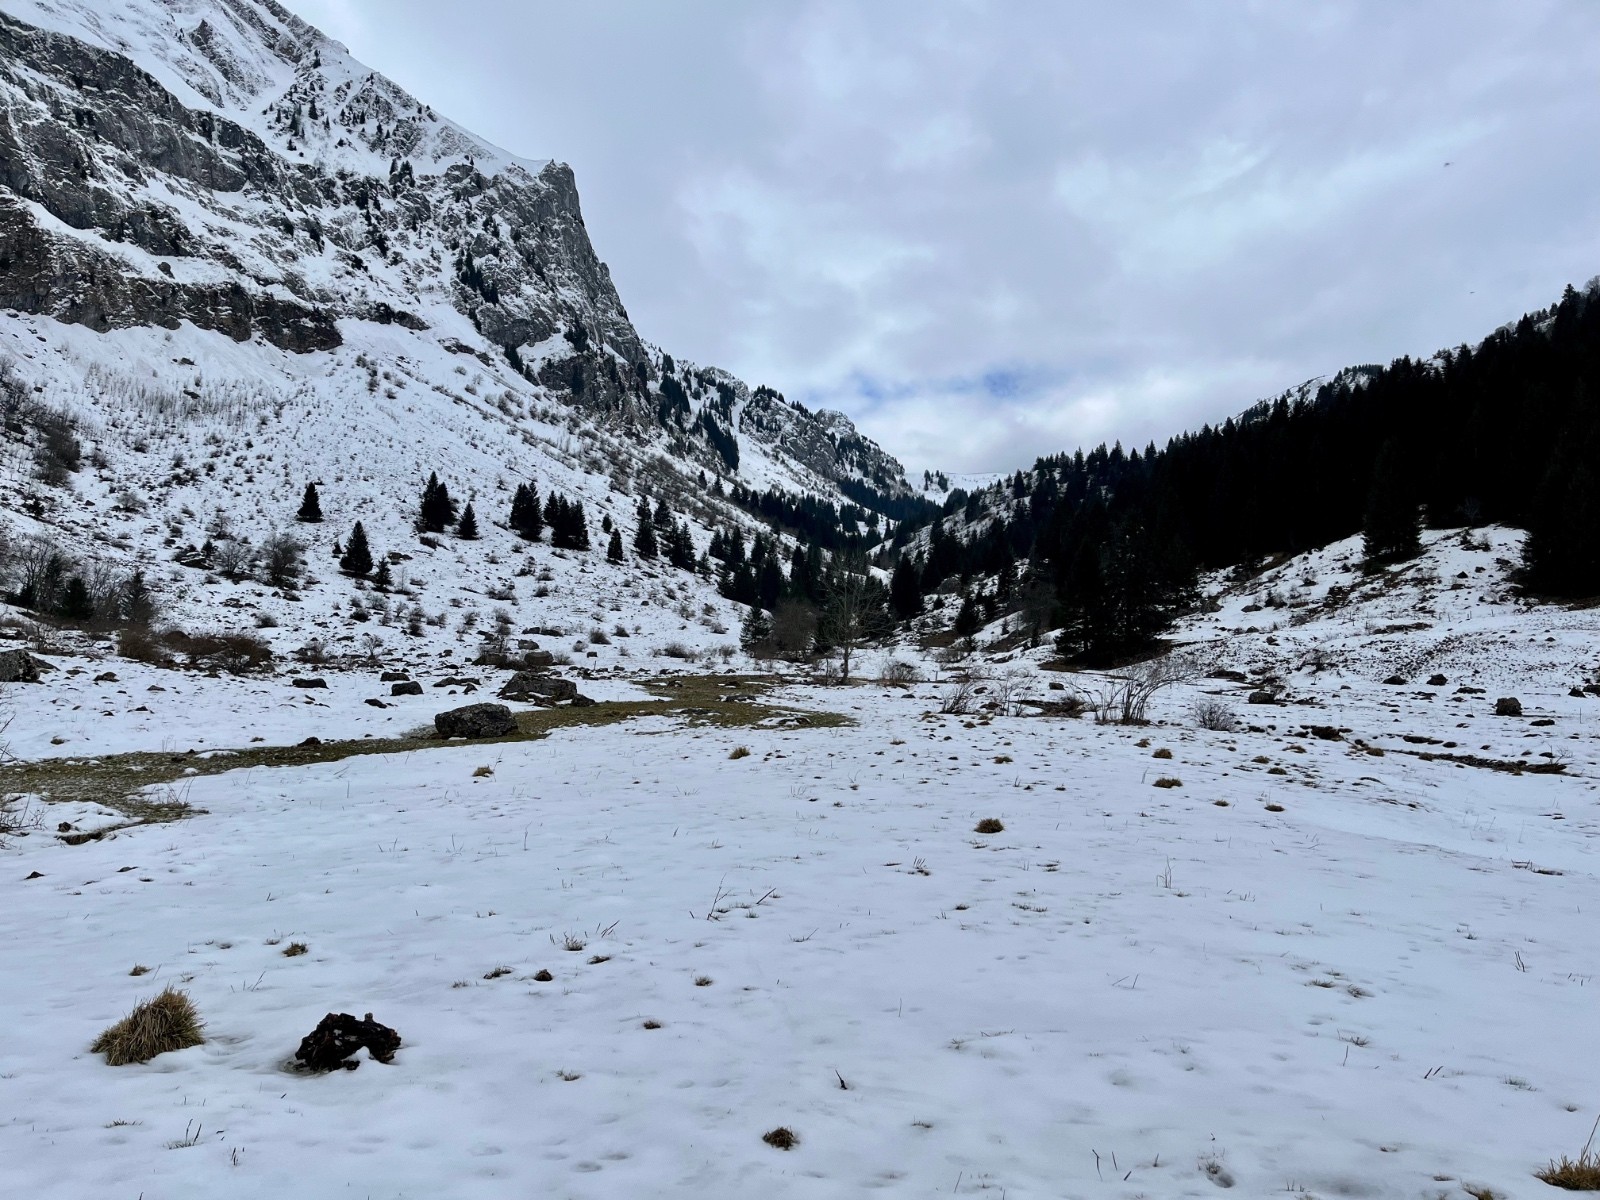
<box><xmin>288</xmin><ymin>0</ymin><xmax>1600</xmax><ymax>476</ymax></box>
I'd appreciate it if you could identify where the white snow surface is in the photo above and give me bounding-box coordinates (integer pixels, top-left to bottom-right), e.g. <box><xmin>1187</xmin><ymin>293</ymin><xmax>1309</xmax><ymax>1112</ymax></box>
<box><xmin>3</xmin><ymin>529</ymin><xmax>1600</xmax><ymax>1199</ymax></box>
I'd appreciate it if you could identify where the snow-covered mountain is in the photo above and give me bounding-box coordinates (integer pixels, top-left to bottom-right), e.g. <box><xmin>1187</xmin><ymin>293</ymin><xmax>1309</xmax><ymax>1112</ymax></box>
<box><xmin>0</xmin><ymin>0</ymin><xmax>913</xmax><ymax>652</ymax></box>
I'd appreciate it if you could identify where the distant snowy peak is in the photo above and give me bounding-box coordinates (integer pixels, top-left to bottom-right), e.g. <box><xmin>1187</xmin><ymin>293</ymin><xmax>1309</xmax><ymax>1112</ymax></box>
<box><xmin>1</xmin><ymin>0</ymin><xmax>546</xmax><ymax>176</ymax></box>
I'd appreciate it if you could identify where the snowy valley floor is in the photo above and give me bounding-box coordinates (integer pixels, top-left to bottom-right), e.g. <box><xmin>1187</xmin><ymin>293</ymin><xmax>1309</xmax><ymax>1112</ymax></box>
<box><xmin>3</xmin><ymin>650</ymin><xmax>1599</xmax><ymax>1200</ymax></box>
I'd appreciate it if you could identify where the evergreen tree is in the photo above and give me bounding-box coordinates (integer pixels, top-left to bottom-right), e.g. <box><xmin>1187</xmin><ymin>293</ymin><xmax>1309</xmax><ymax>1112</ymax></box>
<box><xmin>569</xmin><ymin>500</ymin><xmax>591</xmax><ymax>550</ymax></box>
<box><xmin>953</xmin><ymin>594</ymin><xmax>982</xmax><ymax>639</ymax></box>
<box><xmin>652</xmin><ymin>498</ymin><xmax>674</xmax><ymax>532</ymax></box>
<box><xmin>607</xmin><ymin>528</ymin><xmax>625</xmax><ymax>562</ymax></box>
<box><xmin>1361</xmin><ymin>441</ymin><xmax>1423</xmax><ymax>566</ymax></box>
<box><xmin>890</xmin><ymin>556</ymin><xmax>924</xmax><ymax>620</ymax></box>
<box><xmin>668</xmin><ymin>521</ymin><xmax>696</xmax><ymax>570</ymax></box>
<box><xmin>373</xmin><ymin>558</ymin><xmax>393</xmax><ymax>589</ymax></box>
<box><xmin>296</xmin><ymin>482</ymin><xmax>324</xmax><ymax>523</ymax></box>
<box><xmin>633</xmin><ymin>513</ymin><xmax>659</xmax><ymax>560</ymax></box>
<box><xmin>510</xmin><ymin>483</ymin><xmax>545</xmax><ymax>541</ymax></box>
<box><xmin>456</xmin><ymin>503</ymin><xmax>479</xmax><ymax>540</ymax></box>
<box><xmin>121</xmin><ymin>569</ymin><xmax>155</xmax><ymax>628</ymax></box>
<box><xmin>340</xmin><ymin>521</ymin><xmax>373</xmax><ymax>575</ymax></box>
<box><xmin>419</xmin><ymin>472</ymin><xmax>457</xmax><ymax>533</ymax></box>
<box><xmin>58</xmin><ymin>575</ymin><xmax>94</xmax><ymax>622</ymax></box>
<box><xmin>739</xmin><ymin>603</ymin><xmax>773</xmax><ymax>653</ymax></box>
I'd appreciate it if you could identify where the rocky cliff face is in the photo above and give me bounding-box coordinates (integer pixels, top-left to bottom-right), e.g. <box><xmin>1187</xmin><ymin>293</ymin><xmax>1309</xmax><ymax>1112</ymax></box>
<box><xmin>0</xmin><ymin>0</ymin><xmax>910</xmax><ymax>501</ymax></box>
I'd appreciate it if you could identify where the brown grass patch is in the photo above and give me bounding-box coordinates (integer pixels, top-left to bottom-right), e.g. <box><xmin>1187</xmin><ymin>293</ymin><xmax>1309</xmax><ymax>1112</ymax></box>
<box><xmin>1537</xmin><ymin>1117</ymin><xmax>1600</xmax><ymax>1190</ymax></box>
<box><xmin>974</xmin><ymin>818</ymin><xmax>1005</xmax><ymax>834</ymax></box>
<box><xmin>92</xmin><ymin>987</ymin><xmax>204</xmax><ymax>1065</ymax></box>
<box><xmin>762</xmin><ymin>1127</ymin><xmax>799</xmax><ymax>1150</ymax></box>
<box><xmin>282</xmin><ymin>942</ymin><xmax>309</xmax><ymax>957</ymax></box>
<box><xmin>1153</xmin><ymin>777</ymin><xmax>1182</xmax><ymax>788</ymax></box>
<box><xmin>1152</xmin><ymin>747</ymin><xmax>1173</xmax><ymax>759</ymax></box>
<box><xmin>729</xmin><ymin>746</ymin><xmax>751</xmax><ymax>760</ymax></box>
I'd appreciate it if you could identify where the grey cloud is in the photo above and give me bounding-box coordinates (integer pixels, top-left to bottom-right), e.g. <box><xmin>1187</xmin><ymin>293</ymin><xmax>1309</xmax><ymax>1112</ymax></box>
<box><xmin>287</xmin><ymin>0</ymin><xmax>1600</xmax><ymax>474</ymax></box>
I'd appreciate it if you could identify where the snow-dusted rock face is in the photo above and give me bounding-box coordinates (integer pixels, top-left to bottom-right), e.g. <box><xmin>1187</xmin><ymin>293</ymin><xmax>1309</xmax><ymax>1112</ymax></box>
<box><xmin>0</xmin><ymin>0</ymin><xmax>917</xmax><ymax>640</ymax></box>
<box><xmin>0</xmin><ymin>0</ymin><xmax>910</xmax><ymax>489</ymax></box>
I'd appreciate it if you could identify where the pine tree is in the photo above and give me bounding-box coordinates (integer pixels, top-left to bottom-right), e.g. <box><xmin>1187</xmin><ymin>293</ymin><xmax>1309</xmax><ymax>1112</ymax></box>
<box><xmin>510</xmin><ymin>483</ymin><xmax>544</xmax><ymax>540</ymax></box>
<box><xmin>607</xmin><ymin>528</ymin><xmax>625</xmax><ymax>562</ymax></box>
<box><xmin>954</xmin><ymin>594</ymin><xmax>982</xmax><ymax>639</ymax></box>
<box><xmin>59</xmin><ymin>575</ymin><xmax>94</xmax><ymax>622</ymax></box>
<box><xmin>419</xmin><ymin>472</ymin><xmax>457</xmax><ymax>533</ymax></box>
<box><xmin>296</xmin><ymin>482</ymin><xmax>323</xmax><ymax>523</ymax></box>
<box><xmin>372</xmin><ymin>558</ymin><xmax>393</xmax><ymax>589</ymax></box>
<box><xmin>1361</xmin><ymin>441</ymin><xmax>1422</xmax><ymax>566</ymax></box>
<box><xmin>340</xmin><ymin>521</ymin><xmax>373</xmax><ymax>575</ymax></box>
<box><xmin>121</xmin><ymin>569</ymin><xmax>155</xmax><ymax>628</ymax></box>
<box><xmin>633</xmin><ymin>514</ymin><xmax>659</xmax><ymax>560</ymax></box>
<box><xmin>572</xmin><ymin>501</ymin><xmax>591</xmax><ymax>550</ymax></box>
<box><xmin>890</xmin><ymin>556</ymin><xmax>924</xmax><ymax>620</ymax></box>
<box><xmin>456</xmin><ymin>503</ymin><xmax>479</xmax><ymax>540</ymax></box>
<box><xmin>739</xmin><ymin>602</ymin><xmax>773</xmax><ymax>653</ymax></box>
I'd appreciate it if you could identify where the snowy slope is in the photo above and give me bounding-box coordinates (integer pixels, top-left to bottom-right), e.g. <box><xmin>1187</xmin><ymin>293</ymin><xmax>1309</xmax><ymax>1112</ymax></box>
<box><xmin>3</xmin><ymin>533</ymin><xmax>1599</xmax><ymax>1198</ymax></box>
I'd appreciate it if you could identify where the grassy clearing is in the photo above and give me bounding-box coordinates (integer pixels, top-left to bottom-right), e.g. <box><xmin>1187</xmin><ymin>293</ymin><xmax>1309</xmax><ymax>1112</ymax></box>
<box><xmin>1</xmin><ymin>674</ymin><xmax>849</xmax><ymax>823</ymax></box>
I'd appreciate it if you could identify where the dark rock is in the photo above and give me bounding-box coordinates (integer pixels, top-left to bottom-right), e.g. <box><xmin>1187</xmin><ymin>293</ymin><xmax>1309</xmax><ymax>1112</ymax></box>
<box><xmin>364</xmin><ymin>698</ymin><xmax>388</xmax><ymax>708</ymax></box>
<box><xmin>299</xmin><ymin>737</ymin><xmax>322</xmax><ymax>748</ymax></box>
<box><xmin>520</xmin><ymin>650</ymin><xmax>556</xmax><ymax>668</ymax></box>
<box><xmin>1247</xmin><ymin>691</ymin><xmax>1277</xmax><ymax>705</ymax></box>
<box><xmin>1571</xmin><ymin>688</ymin><xmax>1587</xmax><ymax>698</ymax></box>
<box><xmin>1585</xmin><ymin>684</ymin><xmax>1600</xmax><ymax>696</ymax></box>
<box><xmin>1427</xmin><ymin>674</ymin><xmax>1448</xmax><ymax>687</ymax></box>
<box><xmin>1493</xmin><ymin>697</ymin><xmax>1522</xmax><ymax>717</ymax></box>
<box><xmin>435</xmin><ymin>703</ymin><xmax>517</xmax><ymax>739</ymax></box>
<box><xmin>0</xmin><ymin>649</ymin><xmax>44</xmax><ymax>682</ymax></box>
<box><xmin>434</xmin><ymin>677</ymin><xmax>481</xmax><ymax>688</ymax></box>
<box><xmin>292</xmin><ymin>677</ymin><xmax>328</xmax><ymax>690</ymax></box>
<box><xmin>499</xmin><ymin>671</ymin><xmax>577</xmax><ymax>704</ymax></box>
<box><xmin>1383</xmin><ymin>675</ymin><xmax>1406</xmax><ymax>686</ymax></box>
<box><xmin>379</xmin><ymin>671</ymin><xmax>410</xmax><ymax>683</ymax></box>
<box><xmin>1531</xmin><ymin>718</ymin><xmax>1555</xmax><ymax>727</ymax></box>
<box><xmin>569</xmin><ymin>693</ymin><xmax>595</xmax><ymax>707</ymax></box>
<box><xmin>390</xmin><ymin>681</ymin><xmax>423</xmax><ymax>696</ymax></box>
<box><xmin>294</xmin><ymin>1012</ymin><xmax>401</xmax><ymax>1072</ymax></box>
<box><xmin>94</xmin><ymin>671</ymin><xmax>119</xmax><ymax>683</ymax></box>
<box><xmin>1302</xmin><ymin>725</ymin><xmax>1344</xmax><ymax>741</ymax></box>
<box><xmin>1456</xmin><ymin>685</ymin><xmax>1486</xmax><ymax>695</ymax></box>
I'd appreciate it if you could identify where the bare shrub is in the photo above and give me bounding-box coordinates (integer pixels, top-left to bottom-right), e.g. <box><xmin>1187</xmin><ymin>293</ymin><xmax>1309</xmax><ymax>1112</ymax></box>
<box><xmin>1191</xmin><ymin>697</ymin><xmax>1240</xmax><ymax>732</ymax></box>
<box><xmin>658</xmin><ymin>641</ymin><xmax>695</xmax><ymax>660</ymax></box>
<box><xmin>1091</xmin><ymin>651</ymin><xmax>1203</xmax><ymax>725</ymax></box>
<box><xmin>938</xmin><ymin>679</ymin><xmax>976</xmax><ymax>715</ymax></box>
<box><xmin>877</xmin><ymin>658</ymin><xmax>920</xmax><ymax>685</ymax></box>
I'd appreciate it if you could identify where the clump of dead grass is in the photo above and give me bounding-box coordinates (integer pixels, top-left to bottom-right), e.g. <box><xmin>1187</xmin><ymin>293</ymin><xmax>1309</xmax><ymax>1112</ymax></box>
<box><xmin>729</xmin><ymin>746</ymin><xmax>751</xmax><ymax>760</ymax></box>
<box><xmin>92</xmin><ymin>987</ymin><xmax>204</xmax><ymax>1065</ymax></box>
<box><xmin>1537</xmin><ymin>1115</ymin><xmax>1600</xmax><ymax>1190</ymax></box>
<box><xmin>282</xmin><ymin>942</ymin><xmax>308</xmax><ymax>957</ymax></box>
<box><xmin>974</xmin><ymin>817</ymin><xmax>1004</xmax><ymax>834</ymax></box>
<box><xmin>762</xmin><ymin>1127</ymin><xmax>799</xmax><ymax>1150</ymax></box>
<box><xmin>1153</xmin><ymin>777</ymin><xmax>1183</xmax><ymax>788</ymax></box>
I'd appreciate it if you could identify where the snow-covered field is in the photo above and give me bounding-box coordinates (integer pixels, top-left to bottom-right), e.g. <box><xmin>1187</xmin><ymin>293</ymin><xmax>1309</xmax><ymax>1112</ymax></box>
<box><xmin>3</xmin><ymin>532</ymin><xmax>1598</xmax><ymax>1200</ymax></box>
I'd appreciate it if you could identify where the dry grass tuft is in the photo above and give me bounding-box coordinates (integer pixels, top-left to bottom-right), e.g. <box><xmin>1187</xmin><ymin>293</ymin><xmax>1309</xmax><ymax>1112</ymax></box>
<box><xmin>473</xmin><ymin>765</ymin><xmax>494</xmax><ymax>778</ymax></box>
<box><xmin>974</xmin><ymin>818</ymin><xmax>1005</xmax><ymax>834</ymax></box>
<box><xmin>282</xmin><ymin>942</ymin><xmax>308</xmax><ymax>957</ymax></box>
<box><xmin>762</xmin><ymin>1127</ymin><xmax>799</xmax><ymax>1150</ymax></box>
<box><xmin>1152</xmin><ymin>747</ymin><xmax>1174</xmax><ymax>759</ymax></box>
<box><xmin>92</xmin><ymin>987</ymin><xmax>204</xmax><ymax>1065</ymax></box>
<box><xmin>1265</xmin><ymin>803</ymin><xmax>1285</xmax><ymax>812</ymax></box>
<box><xmin>128</xmin><ymin>964</ymin><xmax>151</xmax><ymax>976</ymax></box>
<box><xmin>533</xmin><ymin>969</ymin><xmax>554</xmax><ymax>982</ymax></box>
<box><xmin>729</xmin><ymin>746</ymin><xmax>751</xmax><ymax>760</ymax></box>
<box><xmin>694</xmin><ymin>975</ymin><xmax>713</xmax><ymax>987</ymax></box>
<box><xmin>1537</xmin><ymin>1115</ymin><xmax>1600</xmax><ymax>1190</ymax></box>
<box><xmin>1153</xmin><ymin>777</ymin><xmax>1183</xmax><ymax>788</ymax></box>
<box><xmin>642</xmin><ymin>1019</ymin><xmax>662</xmax><ymax>1029</ymax></box>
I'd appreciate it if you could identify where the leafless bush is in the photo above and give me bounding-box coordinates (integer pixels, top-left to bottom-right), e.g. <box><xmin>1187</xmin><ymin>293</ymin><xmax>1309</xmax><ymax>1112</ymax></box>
<box><xmin>1092</xmin><ymin>651</ymin><xmax>1204</xmax><ymax>725</ymax></box>
<box><xmin>262</xmin><ymin>531</ymin><xmax>304</xmax><ymax>589</ymax></box>
<box><xmin>990</xmin><ymin>668</ymin><xmax>1033</xmax><ymax>716</ymax></box>
<box><xmin>658</xmin><ymin>641</ymin><xmax>695</xmax><ymax>660</ymax></box>
<box><xmin>1191</xmin><ymin>697</ymin><xmax>1240</xmax><ymax>732</ymax></box>
<box><xmin>877</xmin><ymin>658</ymin><xmax>920</xmax><ymax>685</ymax></box>
<box><xmin>939</xmin><ymin>679</ymin><xmax>977</xmax><ymax>715</ymax></box>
